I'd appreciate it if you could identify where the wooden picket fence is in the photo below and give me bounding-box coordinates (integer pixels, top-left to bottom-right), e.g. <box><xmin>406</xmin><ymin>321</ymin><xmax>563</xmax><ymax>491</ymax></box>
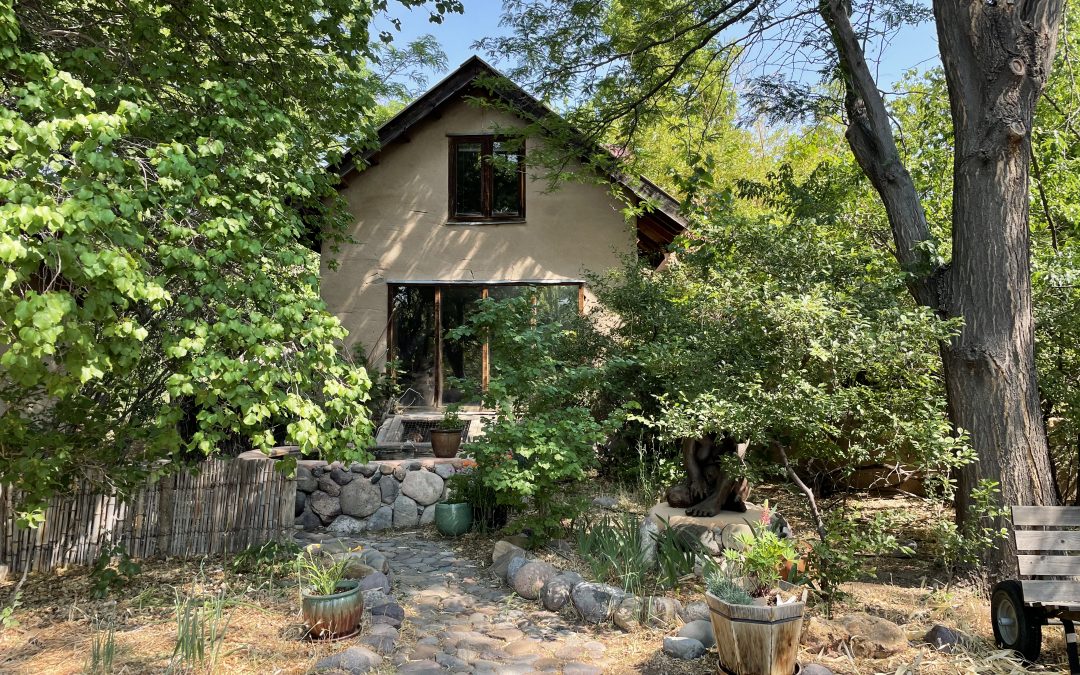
<box><xmin>0</xmin><ymin>457</ymin><xmax>296</xmax><ymax>575</ymax></box>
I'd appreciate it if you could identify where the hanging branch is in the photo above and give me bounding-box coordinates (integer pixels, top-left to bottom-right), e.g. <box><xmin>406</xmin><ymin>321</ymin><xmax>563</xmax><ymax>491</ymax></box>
<box><xmin>774</xmin><ymin>441</ymin><xmax>827</xmax><ymax>541</ymax></box>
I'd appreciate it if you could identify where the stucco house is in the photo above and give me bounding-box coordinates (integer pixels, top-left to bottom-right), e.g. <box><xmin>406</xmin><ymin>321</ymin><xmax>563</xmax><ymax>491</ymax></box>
<box><xmin>324</xmin><ymin>57</ymin><xmax>686</xmax><ymax>419</ymax></box>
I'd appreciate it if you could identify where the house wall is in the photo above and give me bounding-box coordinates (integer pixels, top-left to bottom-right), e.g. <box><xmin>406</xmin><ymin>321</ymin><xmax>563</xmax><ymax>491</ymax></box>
<box><xmin>323</xmin><ymin>95</ymin><xmax>636</xmax><ymax>369</ymax></box>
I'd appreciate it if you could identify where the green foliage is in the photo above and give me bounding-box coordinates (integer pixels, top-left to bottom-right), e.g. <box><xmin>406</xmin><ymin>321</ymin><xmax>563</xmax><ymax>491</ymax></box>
<box><xmin>806</xmin><ymin>507</ymin><xmax>912</xmax><ymax>599</ymax></box>
<box><xmin>169</xmin><ymin>589</ymin><xmax>230</xmax><ymax>673</ymax></box>
<box><xmin>448</xmin><ymin>295</ymin><xmax>620</xmax><ymax>541</ymax></box>
<box><xmin>90</xmin><ymin>544</ymin><xmax>141</xmax><ymax>599</ymax></box>
<box><xmin>446</xmin><ymin>467</ymin><xmax>510</xmax><ymax>532</ymax></box>
<box><xmin>721</xmin><ymin>508</ymin><xmax>798</xmax><ymax>596</ymax></box>
<box><xmin>439</xmin><ymin>405</ymin><xmax>464</xmax><ymax>431</ymax></box>
<box><xmin>294</xmin><ymin>548</ymin><xmax>349</xmax><ymax>596</ymax></box>
<box><xmin>86</xmin><ymin>621</ymin><xmax>117</xmax><ymax>675</ymax></box>
<box><xmin>0</xmin><ymin>590</ymin><xmax>20</xmax><ymax>630</ymax></box>
<box><xmin>229</xmin><ymin>539</ymin><xmax>301</xmax><ymax>578</ymax></box>
<box><xmin>932</xmin><ymin>480</ymin><xmax>1009</xmax><ymax>576</ymax></box>
<box><xmin>651</xmin><ymin>519</ymin><xmax>702</xmax><ymax>590</ymax></box>
<box><xmin>705</xmin><ymin>574</ymin><xmax>755</xmax><ymax>606</ymax></box>
<box><xmin>0</xmin><ymin>0</ymin><xmax>459</xmax><ymax>522</ymax></box>
<box><xmin>574</xmin><ymin>512</ymin><xmax>650</xmax><ymax>595</ymax></box>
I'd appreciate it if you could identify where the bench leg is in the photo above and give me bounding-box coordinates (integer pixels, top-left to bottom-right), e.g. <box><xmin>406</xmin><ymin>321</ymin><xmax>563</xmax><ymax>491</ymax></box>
<box><xmin>1064</xmin><ymin>619</ymin><xmax>1080</xmax><ymax>674</ymax></box>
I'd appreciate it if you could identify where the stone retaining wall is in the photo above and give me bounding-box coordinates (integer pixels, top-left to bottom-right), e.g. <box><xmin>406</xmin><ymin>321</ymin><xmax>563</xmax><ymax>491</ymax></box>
<box><xmin>294</xmin><ymin>458</ymin><xmax>465</xmax><ymax>534</ymax></box>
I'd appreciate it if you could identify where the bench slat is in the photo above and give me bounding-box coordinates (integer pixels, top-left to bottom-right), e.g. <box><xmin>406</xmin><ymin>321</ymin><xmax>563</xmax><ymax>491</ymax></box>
<box><xmin>1012</xmin><ymin>506</ymin><xmax>1080</xmax><ymax>527</ymax></box>
<box><xmin>1018</xmin><ymin>555</ymin><xmax>1080</xmax><ymax>576</ymax></box>
<box><xmin>1021</xmin><ymin>580</ymin><xmax>1080</xmax><ymax>606</ymax></box>
<box><xmin>1015</xmin><ymin>530</ymin><xmax>1080</xmax><ymax>552</ymax></box>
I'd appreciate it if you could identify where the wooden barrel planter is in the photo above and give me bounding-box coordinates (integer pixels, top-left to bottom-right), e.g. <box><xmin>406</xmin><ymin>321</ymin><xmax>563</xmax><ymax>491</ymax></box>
<box><xmin>706</xmin><ymin>581</ymin><xmax>807</xmax><ymax>675</ymax></box>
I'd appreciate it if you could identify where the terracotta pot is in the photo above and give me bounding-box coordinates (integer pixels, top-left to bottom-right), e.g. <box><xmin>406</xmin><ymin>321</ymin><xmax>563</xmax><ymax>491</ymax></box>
<box><xmin>434</xmin><ymin>502</ymin><xmax>473</xmax><ymax>536</ymax></box>
<box><xmin>301</xmin><ymin>580</ymin><xmax>363</xmax><ymax>639</ymax></box>
<box><xmin>706</xmin><ymin>580</ymin><xmax>806</xmax><ymax>675</ymax></box>
<box><xmin>778</xmin><ymin>558</ymin><xmax>807</xmax><ymax>582</ymax></box>
<box><xmin>430</xmin><ymin>428</ymin><xmax>463</xmax><ymax>458</ymax></box>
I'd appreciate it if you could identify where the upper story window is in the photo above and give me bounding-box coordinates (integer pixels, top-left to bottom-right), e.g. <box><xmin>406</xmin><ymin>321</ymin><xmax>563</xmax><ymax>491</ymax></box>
<box><xmin>449</xmin><ymin>135</ymin><xmax>524</xmax><ymax>222</ymax></box>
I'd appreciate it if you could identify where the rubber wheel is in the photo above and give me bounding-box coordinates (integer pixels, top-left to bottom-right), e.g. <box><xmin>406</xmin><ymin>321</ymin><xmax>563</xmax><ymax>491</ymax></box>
<box><xmin>991</xmin><ymin>580</ymin><xmax>1042</xmax><ymax>662</ymax></box>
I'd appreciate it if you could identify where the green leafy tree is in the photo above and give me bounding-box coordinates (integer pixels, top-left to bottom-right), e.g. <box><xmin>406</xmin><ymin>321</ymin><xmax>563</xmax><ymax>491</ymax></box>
<box><xmin>0</xmin><ymin>0</ymin><xmax>459</xmax><ymax>521</ymax></box>
<box><xmin>584</xmin><ymin>157</ymin><xmax>968</xmax><ymax>590</ymax></box>
<box><xmin>483</xmin><ymin>0</ymin><xmax>1068</xmax><ymax>581</ymax></box>
<box><xmin>448</xmin><ymin>295</ymin><xmax>619</xmax><ymax>542</ymax></box>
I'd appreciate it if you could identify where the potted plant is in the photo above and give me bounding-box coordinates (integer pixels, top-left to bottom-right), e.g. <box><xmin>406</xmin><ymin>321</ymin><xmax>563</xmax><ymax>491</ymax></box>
<box><xmin>430</xmin><ymin>405</ymin><xmax>466</xmax><ymax>458</ymax></box>
<box><xmin>296</xmin><ymin>549</ymin><xmax>363</xmax><ymax>639</ymax></box>
<box><xmin>437</xmin><ymin>463</ymin><xmax>513</xmax><ymax>536</ymax></box>
<box><xmin>435</xmin><ymin>465</ymin><xmax>476</xmax><ymax>536</ymax></box>
<box><xmin>705</xmin><ymin>505</ymin><xmax>807</xmax><ymax>675</ymax></box>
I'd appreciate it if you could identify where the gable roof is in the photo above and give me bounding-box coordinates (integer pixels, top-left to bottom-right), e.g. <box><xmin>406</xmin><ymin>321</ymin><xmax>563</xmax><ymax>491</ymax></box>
<box><xmin>336</xmin><ymin>56</ymin><xmax>687</xmax><ymax>255</ymax></box>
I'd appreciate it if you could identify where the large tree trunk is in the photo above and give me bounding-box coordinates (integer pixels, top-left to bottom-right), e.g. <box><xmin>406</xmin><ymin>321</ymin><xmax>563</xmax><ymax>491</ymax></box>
<box><xmin>935</xmin><ymin>0</ymin><xmax>1062</xmax><ymax>582</ymax></box>
<box><xmin>820</xmin><ymin>0</ymin><xmax>1064</xmax><ymax>582</ymax></box>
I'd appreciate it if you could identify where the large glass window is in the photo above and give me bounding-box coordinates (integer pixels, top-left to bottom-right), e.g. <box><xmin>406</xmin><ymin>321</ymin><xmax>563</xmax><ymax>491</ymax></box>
<box><xmin>388</xmin><ymin>282</ymin><xmax>581</xmax><ymax>407</ymax></box>
<box><xmin>390</xmin><ymin>286</ymin><xmax>437</xmax><ymax>407</ymax></box>
<box><xmin>440</xmin><ymin>286</ymin><xmax>484</xmax><ymax>404</ymax></box>
<box><xmin>449</xmin><ymin>136</ymin><xmax>524</xmax><ymax>221</ymax></box>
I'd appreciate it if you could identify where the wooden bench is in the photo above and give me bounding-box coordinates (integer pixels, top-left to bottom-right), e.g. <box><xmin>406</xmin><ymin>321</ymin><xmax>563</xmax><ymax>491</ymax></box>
<box><xmin>993</xmin><ymin>505</ymin><xmax>1080</xmax><ymax>672</ymax></box>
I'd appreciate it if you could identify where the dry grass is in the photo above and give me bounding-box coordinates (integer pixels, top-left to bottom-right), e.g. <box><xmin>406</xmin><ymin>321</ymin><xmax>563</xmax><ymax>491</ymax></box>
<box><xmin>0</xmin><ymin>489</ymin><xmax>1072</xmax><ymax>674</ymax></box>
<box><xmin>0</xmin><ymin>557</ymin><xmax>359</xmax><ymax>674</ymax></box>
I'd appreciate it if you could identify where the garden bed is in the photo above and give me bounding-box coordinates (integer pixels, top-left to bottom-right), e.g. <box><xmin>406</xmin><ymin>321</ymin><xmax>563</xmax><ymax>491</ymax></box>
<box><xmin>0</xmin><ymin>491</ymin><xmax>1070</xmax><ymax>674</ymax></box>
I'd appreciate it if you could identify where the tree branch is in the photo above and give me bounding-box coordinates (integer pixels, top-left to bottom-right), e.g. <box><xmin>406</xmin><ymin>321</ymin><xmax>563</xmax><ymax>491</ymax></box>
<box><xmin>775</xmin><ymin>442</ymin><xmax>827</xmax><ymax>542</ymax></box>
<box><xmin>819</xmin><ymin>0</ymin><xmax>941</xmax><ymax>309</ymax></box>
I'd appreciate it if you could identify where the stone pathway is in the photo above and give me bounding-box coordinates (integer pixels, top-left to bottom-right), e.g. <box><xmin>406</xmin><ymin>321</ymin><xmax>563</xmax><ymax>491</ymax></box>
<box><xmin>296</xmin><ymin>529</ymin><xmax>613</xmax><ymax>674</ymax></box>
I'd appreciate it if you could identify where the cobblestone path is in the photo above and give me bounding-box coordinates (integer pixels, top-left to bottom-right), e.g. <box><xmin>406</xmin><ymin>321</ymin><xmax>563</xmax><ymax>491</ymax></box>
<box><xmin>296</xmin><ymin>529</ymin><xmax>614</xmax><ymax>674</ymax></box>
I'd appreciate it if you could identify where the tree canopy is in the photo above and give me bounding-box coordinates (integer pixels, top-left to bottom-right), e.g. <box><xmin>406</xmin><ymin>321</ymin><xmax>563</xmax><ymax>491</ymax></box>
<box><xmin>480</xmin><ymin>0</ymin><xmax>1068</xmax><ymax>579</ymax></box>
<box><xmin>0</xmin><ymin>0</ymin><xmax>456</xmax><ymax>522</ymax></box>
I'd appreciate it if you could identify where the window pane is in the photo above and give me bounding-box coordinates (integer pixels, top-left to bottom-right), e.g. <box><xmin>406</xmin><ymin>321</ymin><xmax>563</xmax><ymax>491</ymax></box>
<box><xmin>486</xmin><ymin>284</ymin><xmax>527</xmax><ymax>302</ymax></box>
<box><xmin>491</xmin><ymin>142</ymin><xmax>522</xmax><ymax>216</ymax></box>
<box><xmin>441</xmin><ymin>286</ymin><xmax>484</xmax><ymax>404</ymax></box>
<box><xmin>454</xmin><ymin>142</ymin><xmax>483</xmax><ymax>216</ymax></box>
<box><xmin>534</xmin><ymin>285</ymin><xmax>580</xmax><ymax>325</ymax></box>
<box><xmin>391</xmin><ymin>286</ymin><xmax>437</xmax><ymax>407</ymax></box>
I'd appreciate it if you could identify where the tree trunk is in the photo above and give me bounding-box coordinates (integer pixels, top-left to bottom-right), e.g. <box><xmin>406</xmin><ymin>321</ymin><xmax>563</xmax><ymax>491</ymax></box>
<box><xmin>935</xmin><ymin>0</ymin><xmax>1062</xmax><ymax>582</ymax></box>
<box><xmin>821</xmin><ymin>0</ymin><xmax>1064</xmax><ymax>582</ymax></box>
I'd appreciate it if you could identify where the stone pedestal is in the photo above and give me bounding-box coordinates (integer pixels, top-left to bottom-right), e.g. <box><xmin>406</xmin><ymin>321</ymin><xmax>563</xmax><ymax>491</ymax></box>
<box><xmin>646</xmin><ymin>501</ymin><xmax>767</xmax><ymax>556</ymax></box>
<box><xmin>647</xmin><ymin>501</ymin><xmax>765</xmax><ymax>530</ymax></box>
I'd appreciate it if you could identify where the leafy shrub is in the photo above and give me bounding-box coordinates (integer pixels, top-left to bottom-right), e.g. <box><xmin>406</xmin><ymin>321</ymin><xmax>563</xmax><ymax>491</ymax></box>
<box><xmin>806</xmin><ymin>506</ymin><xmax>912</xmax><ymax>602</ymax></box>
<box><xmin>90</xmin><ymin>544</ymin><xmax>141</xmax><ymax>599</ymax></box>
<box><xmin>0</xmin><ymin>590</ymin><xmax>20</xmax><ymax>630</ymax></box>
<box><xmin>229</xmin><ymin>539</ymin><xmax>301</xmax><ymax>578</ymax></box>
<box><xmin>447</xmin><ymin>296</ymin><xmax>623</xmax><ymax>541</ymax></box>
<box><xmin>932</xmin><ymin>479</ymin><xmax>1008</xmax><ymax>577</ymax></box>
<box><xmin>446</xmin><ymin>468</ymin><xmax>512</xmax><ymax>532</ymax></box>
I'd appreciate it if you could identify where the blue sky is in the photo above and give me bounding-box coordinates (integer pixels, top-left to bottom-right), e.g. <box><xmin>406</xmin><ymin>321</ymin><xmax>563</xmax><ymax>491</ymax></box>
<box><xmin>380</xmin><ymin>0</ymin><xmax>940</xmax><ymax>95</ymax></box>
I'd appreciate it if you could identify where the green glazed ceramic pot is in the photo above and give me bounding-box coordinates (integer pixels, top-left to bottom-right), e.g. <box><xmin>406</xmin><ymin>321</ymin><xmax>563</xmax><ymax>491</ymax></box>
<box><xmin>301</xmin><ymin>579</ymin><xmax>363</xmax><ymax>638</ymax></box>
<box><xmin>434</xmin><ymin>502</ymin><xmax>473</xmax><ymax>536</ymax></box>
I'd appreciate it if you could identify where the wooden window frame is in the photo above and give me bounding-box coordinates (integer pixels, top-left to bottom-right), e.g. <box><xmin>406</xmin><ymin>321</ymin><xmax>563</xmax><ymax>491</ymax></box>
<box><xmin>448</xmin><ymin>135</ymin><xmax>525</xmax><ymax>222</ymax></box>
<box><xmin>386</xmin><ymin>281</ymin><xmax>582</xmax><ymax>408</ymax></box>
